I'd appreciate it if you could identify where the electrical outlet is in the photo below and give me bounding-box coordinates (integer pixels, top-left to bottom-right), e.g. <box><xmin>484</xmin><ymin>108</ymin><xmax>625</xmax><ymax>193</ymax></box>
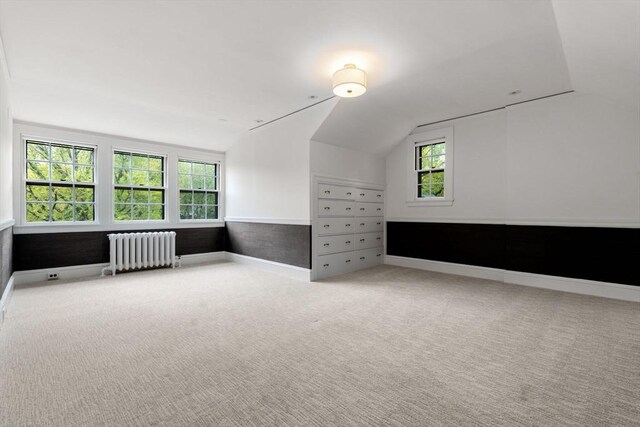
<box><xmin>47</xmin><ymin>272</ymin><xmax>59</xmax><ymax>280</ymax></box>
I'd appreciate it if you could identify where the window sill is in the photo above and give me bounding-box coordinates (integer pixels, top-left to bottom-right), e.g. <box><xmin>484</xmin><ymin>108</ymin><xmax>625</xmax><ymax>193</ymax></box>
<box><xmin>406</xmin><ymin>198</ymin><xmax>454</xmax><ymax>207</ymax></box>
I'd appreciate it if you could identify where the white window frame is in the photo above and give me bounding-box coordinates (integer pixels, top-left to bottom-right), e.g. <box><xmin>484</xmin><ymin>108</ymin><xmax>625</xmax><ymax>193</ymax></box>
<box><xmin>177</xmin><ymin>158</ymin><xmax>221</xmax><ymax>222</ymax></box>
<box><xmin>406</xmin><ymin>126</ymin><xmax>454</xmax><ymax>206</ymax></box>
<box><xmin>20</xmin><ymin>135</ymin><xmax>99</xmax><ymax>226</ymax></box>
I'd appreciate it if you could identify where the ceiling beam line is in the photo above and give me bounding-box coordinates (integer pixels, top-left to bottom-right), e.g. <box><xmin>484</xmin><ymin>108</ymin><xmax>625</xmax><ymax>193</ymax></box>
<box><xmin>249</xmin><ymin>95</ymin><xmax>337</xmax><ymax>131</ymax></box>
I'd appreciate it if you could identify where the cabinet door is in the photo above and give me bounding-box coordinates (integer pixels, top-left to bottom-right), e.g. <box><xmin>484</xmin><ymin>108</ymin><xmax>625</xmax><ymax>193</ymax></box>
<box><xmin>317</xmin><ymin>252</ymin><xmax>356</xmax><ymax>278</ymax></box>
<box><xmin>317</xmin><ymin>217</ymin><xmax>355</xmax><ymax>235</ymax></box>
<box><xmin>318</xmin><ymin>184</ymin><xmax>355</xmax><ymax>200</ymax></box>
<box><xmin>318</xmin><ymin>200</ymin><xmax>355</xmax><ymax>217</ymax></box>
<box><xmin>355</xmin><ymin>202</ymin><xmax>384</xmax><ymax>217</ymax></box>
<box><xmin>318</xmin><ymin>234</ymin><xmax>355</xmax><ymax>255</ymax></box>
<box><xmin>355</xmin><ymin>232</ymin><xmax>383</xmax><ymax>250</ymax></box>
<box><xmin>355</xmin><ymin>218</ymin><xmax>384</xmax><ymax>233</ymax></box>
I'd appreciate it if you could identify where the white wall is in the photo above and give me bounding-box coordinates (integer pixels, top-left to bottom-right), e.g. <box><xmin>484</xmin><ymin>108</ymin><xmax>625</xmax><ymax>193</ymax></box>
<box><xmin>0</xmin><ymin>36</ymin><xmax>12</xmax><ymax>224</ymax></box>
<box><xmin>387</xmin><ymin>92</ymin><xmax>640</xmax><ymax>227</ymax></box>
<box><xmin>310</xmin><ymin>140</ymin><xmax>386</xmax><ymax>185</ymax></box>
<box><xmin>225</xmin><ymin>100</ymin><xmax>337</xmax><ymax>224</ymax></box>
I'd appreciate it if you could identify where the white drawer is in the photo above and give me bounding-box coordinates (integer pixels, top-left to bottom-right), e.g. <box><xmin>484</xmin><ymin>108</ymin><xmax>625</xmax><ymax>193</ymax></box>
<box><xmin>318</xmin><ymin>234</ymin><xmax>355</xmax><ymax>255</ymax></box>
<box><xmin>317</xmin><ymin>217</ymin><xmax>355</xmax><ymax>235</ymax></box>
<box><xmin>316</xmin><ymin>252</ymin><xmax>356</xmax><ymax>278</ymax></box>
<box><xmin>355</xmin><ymin>232</ymin><xmax>383</xmax><ymax>250</ymax></box>
<box><xmin>318</xmin><ymin>200</ymin><xmax>355</xmax><ymax>217</ymax></box>
<box><xmin>355</xmin><ymin>202</ymin><xmax>384</xmax><ymax>217</ymax></box>
<box><xmin>355</xmin><ymin>189</ymin><xmax>384</xmax><ymax>203</ymax></box>
<box><xmin>355</xmin><ymin>218</ymin><xmax>383</xmax><ymax>233</ymax></box>
<box><xmin>354</xmin><ymin>247</ymin><xmax>384</xmax><ymax>269</ymax></box>
<box><xmin>318</xmin><ymin>184</ymin><xmax>355</xmax><ymax>200</ymax></box>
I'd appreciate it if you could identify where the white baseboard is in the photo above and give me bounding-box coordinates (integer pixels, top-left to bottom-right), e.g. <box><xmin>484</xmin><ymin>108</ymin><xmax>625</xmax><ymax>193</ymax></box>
<box><xmin>13</xmin><ymin>263</ymin><xmax>110</xmax><ymax>286</ymax></box>
<box><xmin>179</xmin><ymin>252</ymin><xmax>226</xmax><ymax>266</ymax></box>
<box><xmin>224</xmin><ymin>252</ymin><xmax>311</xmax><ymax>282</ymax></box>
<box><xmin>0</xmin><ymin>274</ymin><xmax>15</xmax><ymax>326</ymax></box>
<box><xmin>384</xmin><ymin>255</ymin><xmax>640</xmax><ymax>302</ymax></box>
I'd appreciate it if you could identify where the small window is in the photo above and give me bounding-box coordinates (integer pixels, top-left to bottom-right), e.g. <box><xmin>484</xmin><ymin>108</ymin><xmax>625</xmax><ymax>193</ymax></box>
<box><xmin>113</xmin><ymin>150</ymin><xmax>165</xmax><ymax>221</ymax></box>
<box><xmin>24</xmin><ymin>140</ymin><xmax>96</xmax><ymax>222</ymax></box>
<box><xmin>178</xmin><ymin>159</ymin><xmax>219</xmax><ymax>220</ymax></box>
<box><xmin>406</xmin><ymin>126</ymin><xmax>453</xmax><ymax>206</ymax></box>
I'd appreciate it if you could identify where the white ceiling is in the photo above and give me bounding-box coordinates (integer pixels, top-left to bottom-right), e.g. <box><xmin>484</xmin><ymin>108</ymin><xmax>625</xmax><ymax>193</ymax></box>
<box><xmin>0</xmin><ymin>1</ymin><xmax>637</xmax><ymax>154</ymax></box>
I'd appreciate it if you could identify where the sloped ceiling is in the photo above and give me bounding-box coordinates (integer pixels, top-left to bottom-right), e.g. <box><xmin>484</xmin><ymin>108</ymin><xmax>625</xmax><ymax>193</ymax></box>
<box><xmin>0</xmin><ymin>1</ymin><xmax>636</xmax><ymax>154</ymax></box>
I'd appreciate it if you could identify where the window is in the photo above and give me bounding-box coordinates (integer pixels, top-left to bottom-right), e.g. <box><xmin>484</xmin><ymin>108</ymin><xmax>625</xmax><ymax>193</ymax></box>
<box><xmin>24</xmin><ymin>140</ymin><xmax>96</xmax><ymax>222</ymax></box>
<box><xmin>406</xmin><ymin>126</ymin><xmax>453</xmax><ymax>206</ymax></box>
<box><xmin>113</xmin><ymin>150</ymin><xmax>165</xmax><ymax>221</ymax></box>
<box><xmin>178</xmin><ymin>159</ymin><xmax>219</xmax><ymax>220</ymax></box>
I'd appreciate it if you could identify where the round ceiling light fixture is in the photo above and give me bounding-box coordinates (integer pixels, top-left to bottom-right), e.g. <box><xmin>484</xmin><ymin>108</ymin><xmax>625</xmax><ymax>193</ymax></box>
<box><xmin>332</xmin><ymin>64</ymin><xmax>367</xmax><ymax>98</ymax></box>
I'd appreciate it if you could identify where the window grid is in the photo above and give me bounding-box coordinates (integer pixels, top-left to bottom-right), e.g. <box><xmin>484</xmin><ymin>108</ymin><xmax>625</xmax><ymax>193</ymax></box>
<box><xmin>25</xmin><ymin>140</ymin><xmax>96</xmax><ymax>222</ymax></box>
<box><xmin>415</xmin><ymin>141</ymin><xmax>445</xmax><ymax>198</ymax></box>
<box><xmin>113</xmin><ymin>151</ymin><xmax>166</xmax><ymax>221</ymax></box>
<box><xmin>178</xmin><ymin>160</ymin><xmax>219</xmax><ymax>220</ymax></box>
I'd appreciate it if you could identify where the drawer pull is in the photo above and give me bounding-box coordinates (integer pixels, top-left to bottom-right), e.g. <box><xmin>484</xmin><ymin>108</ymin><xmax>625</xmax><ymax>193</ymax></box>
<box><xmin>346</xmin><ymin>224</ymin><xmax>351</xmax><ymax>227</ymax></box>
<box><xmin>360</xmin><ymin>208</ymin><xmax>365</xmax><ymax>211</ymax></box>
<box><xmin>323</xmin><ymin>243</ymin><xmax>330</xmax><ymax>247</ymax></box>
<box><xmin>346</xmin><ymin>207</ymin><xmax>352</xmax><ymax>211</ymax></box>
<box><xmin>323</xmin><ymin>224</ymin><xmax>330</xmax><ymax>228</ymax></box>
<box><xmin>345</xmin><ymin>260</ymin><xmax>351</xmax><ymax>263</ymax></box>
<box><xmin>324</xmin><ymin>190</ymin><xmax>330</xmax><ymax>194</ymax></box>
<box><xmin>360</xmin><ymin>257</ymin><xmax>365</xmax><ymax>260</ymax></box>
<box><xmin>346</xmin><ymin>192</ymin><xmax>352</xmax><ymax>195</ymax></box>
<box><xmin>376</xmin><ymin>222</ymin><xmax>381</xmax><ymax>225</ymax></box>
<box><xmin>360</xmin><ymin>223</ymin><xmax>365</xmax><ymax>226</ymax></box>
<box><xmin>360</xmin><ymin>193</ymin><xmax>365</xmax><ymax>196</ymax></box>
<box><xmin>323</xmin><ymin>263</ymin><xmax>330</xmax><ymax>267</ymax></box>
<box><xmin>377</xmin><ymin>194</ymin><xmax>382</xmax><ymax>198</ymax></box>
<box><xmin>376</xmin><ymin>237</ymin><xmax>381</xmax><ymax>240</ymax></box>
<box><xmin>376</xmin><ymin>208</ymin><xmax>382</xmax><ymax>211</ymax></box>
<box><xmin>345</xmin><ymin>241</ymin><xmax>351</xmax><ymax>244</ymax></box>
<box><xmin>324</xmin><ymin>207</ymin><xmax>330</xmax><ymax>210</ymax></box>
<box><xmin>360</xmin><ymin>239</ymin><xmax>365</xmax><ymax>242</ymax></box>
<box><xmin>376</xmin><ymin>254</ymin><xmax>382</xmax><ymax>257</ymax></box>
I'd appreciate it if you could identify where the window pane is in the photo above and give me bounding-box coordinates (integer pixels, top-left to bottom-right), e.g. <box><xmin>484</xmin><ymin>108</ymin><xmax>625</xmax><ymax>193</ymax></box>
<box><xmin>432</xmin><ymin>143</ymin><xmax>445</xmax><ymax>155</ymax></box>
<box><xmin>193</xmin><ymin>162</ymin><xmax>205</xmax><ymax>175</ymax></box>
<box><xmin>132</xmin><ymin>204</ymin><xmax>149</xmax><ymax>220</ymax></box>
<box><xmin>205</xmin><ymin>163</ymin><xmax>215</xmax><ymax>175</ymax></box>
<box><xmin>150</xmin><ymin>190</ymin><xmax>163</xmax><ymax>204</ymax></box>
<box><xmin>75</xmin><ymin>148</ymin><xmax>94</xmax><ymax>165</ymax></box>
<box><xmin>132</xmin><ymin>154</ymin><xmax>148</xmax><ymax>170</ymax></box>
<box><xmin>149</xmin><ymin>172</ymin><xmax>163</xmax><ymax>187</ymax></box>
<box><xmin>75</xmin><ymin>187</ymin><xmax>94</xmax><ymax>202</ymax></box>
<box><xmin>419</xmin><ymin>171</ymin><xmax>431</xmax><ymax>185</ymax></box>
<box><xmin>193</xmin><ymin>191</ymin><xmax>205</xmax><ymax>205</ymax></box>
<box><xmin>418</xmin><ymin>184</ymin><xmax>431</xmax><ymax>198</ymax></box>
<box><xmin>51</xmin><ymin>163</ymin><xmax>73</xmax><ymax>182</ymax></box>
<box><xmin>132</xmin><ymin>170</ymin><xmax>148</xmax><ymax>186</ymax></box>
<box><xmin>180</xmin><ymin>205</ymin><xmax>192</xmax><ymax>220</ymax></box>
<box><xmin>74</xmin><ymin>204</ymin><xmax>94</xmax><ymax>221</ymax></box>
<box><xmin>150</xmin><ymin>205</ymin><xmax>164</xmax><ymax>220</ymax></box>
<box><xmin>432</xmin><ymin>183</ymin><xmax>444</xmax><ymax>197</ymax></box>
<box><xmin>178</xmin><ymin>161</ymin><xmax>191</xmax><ymax>174</ymax></box>
<box><xmin>114</xmin><ymin>204</ymin><xmax>131</xmax><ymax>221</ymax></box>
<box><xmin>27</xmin><ymin>142</ymin><xmax>49</xmax><ymax>161</ymax></box>
<box><xmin>132</xmin><ymin>189</ymin><xmax>149</xmax><ymax>203</ymax></box>
<box><xmin>74</xmin><ymin>166</ymin><xmax>94</xmax><ymax>183</ymax></box>
<box><xmin>51</xmin><ymin>185</ymin><xmax>72</xmax><ymax>202</ymax></box>
<box><xmin>51</xmin><ymin>145</ymin><xmax>72</xmax><ymax>163</ymax></box>
<box><xmin>192</xmin><ymin>175</ymin><xmax>204</xmax><ymax>190</ymax></box>
<box><xmin>418</xmin><ymin>157</ymin><xmax>430</xmax><ymax>170</ymax></box>
<box><xmin>206</xmin><ymin>205</ymin><xmax>218</xmax><ymax>219</ymax></box>
<box><xmin>205</xmin><ymin>176</ymin><xmax>215</xmax><ymax>190</ymax></box>
<box><xmin>114</xmin><ymin>168</ymin><xmax>130</xmax><ymax>185</ymax></box>
<box><xmin>431</xmin><ymin>171</ymin><xmax>444</xmax><ymax>184</ymax></box>
<box><xmin>430</xmin><ymin>155</ymin><xmax>445</xmax><ymax>169</ymax></box>
<box><xmin>180</xmin><ymin>191</ymin><xmax>192</xmax><ymax>205</ymax></box>
<box><xmin>149</xmin><ymin>157</ymin><xmax>163</xmax><ymax>171</ymax></box>
<box><xmin>114</xmin><ymin>152</ymin><xmax>130</xmax><ymax>168</ymax></box>
<box><xmin>114</xmin><ymin>188</ymin><xmax>131</xmax><ymax>203</ymax></box>
<box><xmin>193</xmin><ymin>205</ymin><xmax>205</xmax><ymax>219</ymax></box>
<box><xmin>26</xmin><ymin>203</ymin><xmax>50</xmax><ymax>222</ymax></box>
<box><xmin>26</xmin><ymin>161</ymin><xmax>50</xmax><ymax>181</ymax></box>
<box><xmin>179</xmin><ymin>174</ymin><xmax>191</xmax><ymax>189</ymax></box>
<box><xmin>52</xmin><ymin>202</ymin><xmax>73</xmax><ymax>221</ymax></box>
<box><xmin>26</xmin><ymin>184</ymin><xmax>50</xmax><ymax>202</ymax></box>
<box><xmin>206</xmin><ymin>192</ymin><xmax>218</xmax><ymax>205</ymax></box>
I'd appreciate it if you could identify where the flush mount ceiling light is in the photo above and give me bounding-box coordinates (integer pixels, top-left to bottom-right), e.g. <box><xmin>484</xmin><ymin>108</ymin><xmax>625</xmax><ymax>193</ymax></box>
<box><xmin>332</xmin><ymin>64</ymin><xmax>367</xmax><ymax>98</ymax></box>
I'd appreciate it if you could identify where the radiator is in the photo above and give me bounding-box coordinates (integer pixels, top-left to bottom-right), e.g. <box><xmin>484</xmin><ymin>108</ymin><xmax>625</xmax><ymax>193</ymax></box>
<box><xmin>101</xmin><ymin>231</ymin><xmax>177</xmax><ymax>276</ymax></box>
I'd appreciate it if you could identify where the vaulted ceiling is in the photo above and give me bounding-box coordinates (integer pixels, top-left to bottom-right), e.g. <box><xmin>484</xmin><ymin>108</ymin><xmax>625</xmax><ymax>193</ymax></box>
<box><xmin>0</xmin><ymin>0</ymin><xmax>637</xmax><ymax>154</ymax></box>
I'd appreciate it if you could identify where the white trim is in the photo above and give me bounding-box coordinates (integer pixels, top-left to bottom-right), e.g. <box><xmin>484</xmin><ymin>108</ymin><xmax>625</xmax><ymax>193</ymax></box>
<box><xmin>225</xmin><ymin>252</ymin><xmax>311</xmax><ymax>282</ymax></box>
<box><xmin>178</xmin><ymin>252</ymin><xmax>226</xmax><ymax>265</ymax></box>
<box><xmin>12</xmin><ymin>263</ymin><xmax>109</xmax><ymax>286</ymax></box>
<box><xmin>13</xmin><ymin>221</ymin><xmax>225</xmax><ymax>234</ymax></box>
<box><xmin>386</xmin><ymin>217</ymin><xmax>639</xmax><ymax>228</ymax></box>
<box><xmin>313</xmin><ymin>174</ymin><xmax>385</xmax><ymax>190</ymax></box>
<box><xmin>387</xmin><ymin>217</ymin><xmax>505</xmax><ymax>224</ymax></box>
<box><xmin>384</xmin><ymin>255</ymin><xmax>640</xmax><ymax>302</ymax></box>
<box><xmin>0</xmin><ymin>218</ymin><xmax>15</xmax><ymax>232</ymax></box>
<box><xmin>224</xmin><ymin>217</ymin><xmax>311</xmax><ymax>225</ymax></box>
<box><xmin>0</xmin><ymin>275</ymin><xmax>15</xmax><ymax>325</ymax></box>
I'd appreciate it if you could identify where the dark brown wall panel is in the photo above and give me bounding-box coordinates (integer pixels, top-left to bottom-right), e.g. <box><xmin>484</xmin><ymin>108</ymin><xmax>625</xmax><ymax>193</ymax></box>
<box><xmin>225</xmin><ymin>222</ymin><xmax>311</xmax><ymax>269</ymax></box>
<box><xmin>387</xmin><ymin>221</ymin><xmax>639</xmax><ymax>287</ymax></box>
<box><xmin>13</xmin><ymin>227</ymin><xmax>225</xmax><ymax>271</ymax></box>
<box><xmin>0</xmin><ymin>226</ymin><xmax>12</xmax><ymax>296</ymax></box>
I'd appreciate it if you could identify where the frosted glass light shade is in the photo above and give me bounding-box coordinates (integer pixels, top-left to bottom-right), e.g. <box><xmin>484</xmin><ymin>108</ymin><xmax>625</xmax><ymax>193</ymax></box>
<box><xmin>332</xmin><ymin>64</ymin><xmax>367</xmax><ymax>98</ymax></box>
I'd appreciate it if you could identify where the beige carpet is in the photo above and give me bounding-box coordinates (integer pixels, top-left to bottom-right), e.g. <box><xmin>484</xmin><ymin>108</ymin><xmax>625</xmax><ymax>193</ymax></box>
<box><xmin>1</xmin><ymin>262</ymin><xmax>638</xmax><ymax>426</ymax></box>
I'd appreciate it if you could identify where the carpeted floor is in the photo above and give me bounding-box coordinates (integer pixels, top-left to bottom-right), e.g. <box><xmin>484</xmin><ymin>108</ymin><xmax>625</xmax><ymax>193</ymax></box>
<box><xmin>0</xmin><ymin>262</ymin><xmax>638</xmax><ymax>426</ymax></box>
